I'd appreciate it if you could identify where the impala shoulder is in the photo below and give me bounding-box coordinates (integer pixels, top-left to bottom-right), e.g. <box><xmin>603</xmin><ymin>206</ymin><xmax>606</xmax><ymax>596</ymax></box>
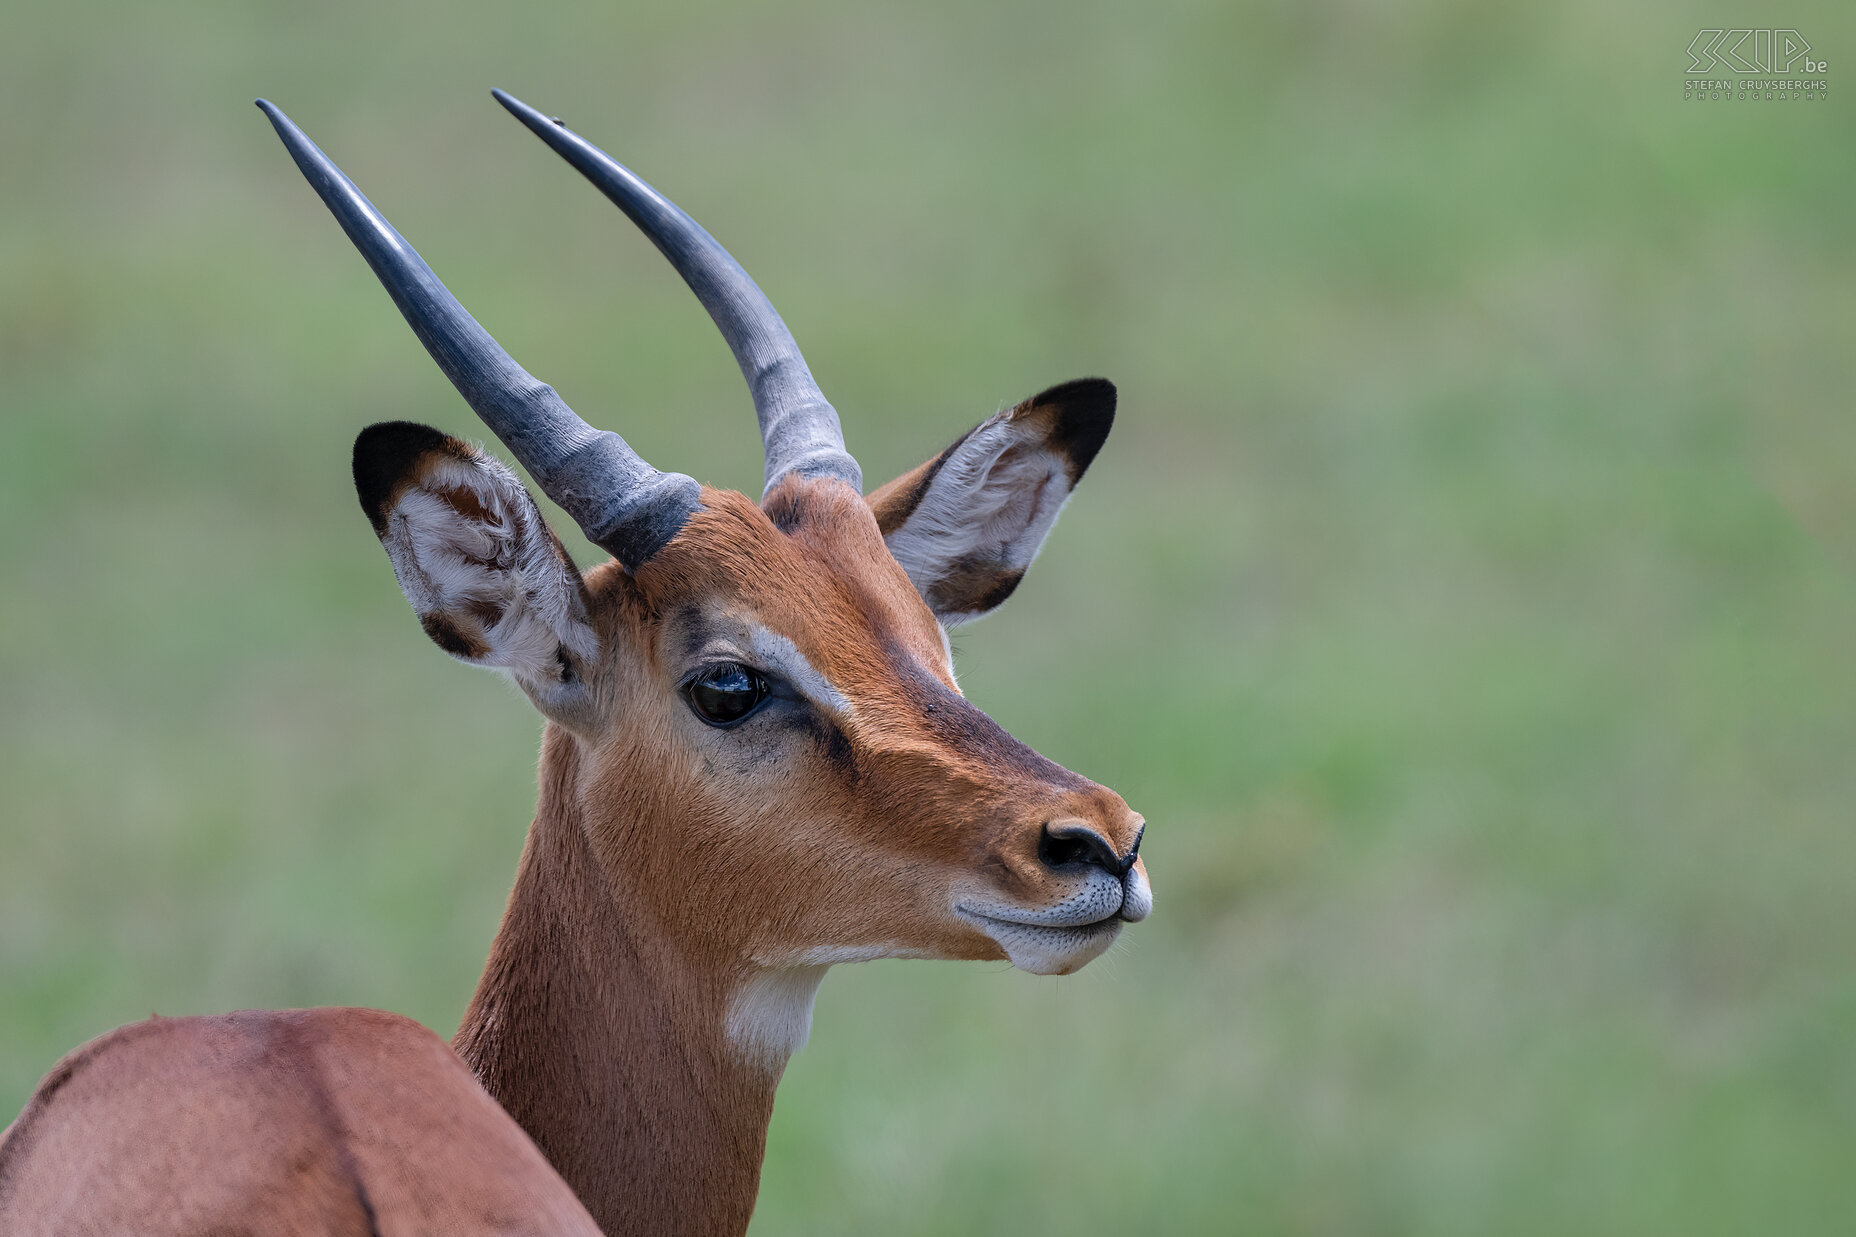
<box><xmin>0</xmin><ymin>1013</ymin><xmax>249</xmax><ymax>1201</ymax></box>
<box><xmin>3</xmin><ymin>1014</ymin><xmax>180</xmax><ymax>1140</ymax></box>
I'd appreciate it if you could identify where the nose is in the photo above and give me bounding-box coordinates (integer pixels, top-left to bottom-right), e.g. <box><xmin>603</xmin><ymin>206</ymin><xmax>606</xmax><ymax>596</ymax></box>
<box><xmin>1038</xmin><ymin>820</ymin><xmax>1141</xmax><ymax>877</ymax></box>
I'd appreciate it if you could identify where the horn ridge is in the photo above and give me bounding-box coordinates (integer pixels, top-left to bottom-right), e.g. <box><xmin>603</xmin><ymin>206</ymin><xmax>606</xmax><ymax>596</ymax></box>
<box><xmin>255</xmin><ymin>98</ymin><xmax>699</xmax><ymax>569</ymax></box>
<box><xmin>490</xmin><ymin>88</ymin><xmax>862</xmax><ymax>498</ymax></box>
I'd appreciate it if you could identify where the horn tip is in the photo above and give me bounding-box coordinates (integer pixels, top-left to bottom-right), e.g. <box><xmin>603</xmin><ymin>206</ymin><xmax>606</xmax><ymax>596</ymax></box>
<box><xmin>491</xmin><ymin>87</ymin><xmax>570</xmax><ymax>134</ymax></box>
<box><xmin>491</xmin><ymin>88</ymin><xmax>532</xmax><ymax>121</ymax></box>
<box><xmin>254</xmin><ymin>98</ymin><xmax>302</xmax><ymax>147</ymax></box>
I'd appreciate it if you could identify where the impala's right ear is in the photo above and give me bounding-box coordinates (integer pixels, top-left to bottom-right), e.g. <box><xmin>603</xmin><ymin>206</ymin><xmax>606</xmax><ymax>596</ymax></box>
<box><xmin>866</xmin><ymin>379</ymin><xmax>1115</xmax><ymax>625</ymax></box>
<box><xmin>352</xmin><ymin>422</ymin><xmax>598</xmax><ymax>696</ymax></box>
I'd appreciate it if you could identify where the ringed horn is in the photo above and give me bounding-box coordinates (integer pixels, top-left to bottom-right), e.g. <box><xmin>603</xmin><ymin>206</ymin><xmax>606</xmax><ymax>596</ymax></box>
<box><xmin>255</xmin><ymin>89</ymin><xmax>859</xmax><ymax>569</ymax></box>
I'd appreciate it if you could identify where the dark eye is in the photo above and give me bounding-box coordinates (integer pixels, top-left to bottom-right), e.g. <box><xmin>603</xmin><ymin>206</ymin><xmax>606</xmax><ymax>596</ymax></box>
<box><xmin>684</xmin><ymin>662</ymin><xmax>768</xmax><ymax>727</ymax></box>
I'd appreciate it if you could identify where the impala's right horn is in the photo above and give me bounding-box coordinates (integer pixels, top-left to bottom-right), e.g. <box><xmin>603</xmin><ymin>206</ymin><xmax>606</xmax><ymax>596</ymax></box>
<box><xmin>492</xmin><ymin>88</ymin><xmax>862</xmax><ymax>499</ymax></box>
<box><xmin>257</xmin><ymin>99</ymin><xmax>700</xmax><ymax>570</ymax></box>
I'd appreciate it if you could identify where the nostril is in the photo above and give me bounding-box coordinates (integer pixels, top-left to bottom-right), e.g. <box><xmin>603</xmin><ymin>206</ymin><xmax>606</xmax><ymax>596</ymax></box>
<box><xmin>1038</xmin><ymin>821</ymin><xmax>1124</xmax><ymax>875</ymax></box>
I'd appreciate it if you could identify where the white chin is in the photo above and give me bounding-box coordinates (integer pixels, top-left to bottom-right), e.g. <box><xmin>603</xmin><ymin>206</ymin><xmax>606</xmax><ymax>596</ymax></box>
<box><xmin>985</xmin><ymin>918</ymin><xmax>1123</xmax><ymax>976</ymax></box>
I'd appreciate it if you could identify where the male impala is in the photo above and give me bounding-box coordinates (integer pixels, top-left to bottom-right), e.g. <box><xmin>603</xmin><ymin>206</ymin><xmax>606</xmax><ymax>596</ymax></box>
<box><xmin>0</xmin><ymin>91</ymin><xmax>1152</xmax><ymax>1236</ymax></box>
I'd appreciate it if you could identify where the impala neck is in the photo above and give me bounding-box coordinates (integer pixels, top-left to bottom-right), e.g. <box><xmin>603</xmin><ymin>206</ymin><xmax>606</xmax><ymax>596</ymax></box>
<box><xmin>453</xmin><ymin>727</ymin><xmax>800</xmax><ymax>1237</ymax></box>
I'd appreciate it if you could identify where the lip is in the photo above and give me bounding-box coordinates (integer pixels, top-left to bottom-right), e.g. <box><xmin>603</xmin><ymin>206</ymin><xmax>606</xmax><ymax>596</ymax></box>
<box><xmin>955</xmin><ymin>905</ymin><xmax>1126</xmax><ymax>976</ymax></box>
<box><xmin>953</xmin><ymin>871</ymin><xmax>1132</xmax><ymax>933</ymax></box>
<box><xmin>955</xmin><ymin>906</ymin><xmax>1123</xmax><ymax>934</ymax></box>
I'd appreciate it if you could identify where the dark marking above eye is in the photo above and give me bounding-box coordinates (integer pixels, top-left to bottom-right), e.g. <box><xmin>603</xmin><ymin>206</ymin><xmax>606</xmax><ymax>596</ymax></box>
<box><xmin>666</xmin><ymin>604</ymin><xmax>706</xmax><ymax>661</ymax></box>
<box><xmin>763</xmin><ymin>485</ymin><xmax>810</xmax><ymax>534</ymax></box>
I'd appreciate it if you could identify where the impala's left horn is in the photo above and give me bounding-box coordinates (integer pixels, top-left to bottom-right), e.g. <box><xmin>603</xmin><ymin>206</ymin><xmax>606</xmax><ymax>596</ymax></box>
<box><xmin>257</xmin><ymin>98</ymin><xmax>700</xmax><ymax>570</ymax></box>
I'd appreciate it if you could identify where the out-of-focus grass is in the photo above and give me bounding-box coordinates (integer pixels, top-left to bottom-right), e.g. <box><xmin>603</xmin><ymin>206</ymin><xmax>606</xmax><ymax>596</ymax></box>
<box><xmin>4</xmin><ymin>1</ymin><xmax>1855</xmax><ymax>1232</ymax></box>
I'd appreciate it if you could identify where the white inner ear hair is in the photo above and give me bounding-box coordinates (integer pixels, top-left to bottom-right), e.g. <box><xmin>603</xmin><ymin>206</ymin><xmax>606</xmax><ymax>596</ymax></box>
<box><xmin>882</xmin><ymin>414</ymin><xmax>1075</xmax><ymax>622</ymax></box>
<box><xmin>381</xmin><ymin>453</ymin><xmax>596</xmax><ymax>681</ymax></box>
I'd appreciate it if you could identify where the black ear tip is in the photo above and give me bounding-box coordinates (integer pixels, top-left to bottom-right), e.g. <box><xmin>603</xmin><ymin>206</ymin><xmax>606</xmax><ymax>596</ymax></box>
<box><xmin>1039</xmin><ymin>376</ymin><xmax>1116</xmax><ymax>402</ymax></box>
<box><xmin>352</xmin><ymin>421</ymin><xmax>456</xmax><ymax>536</ymax></box>
<box><xmin>1029</xmin><ymin>377</ymin><xmax>1116</xmax><ymax>479</ymax></box>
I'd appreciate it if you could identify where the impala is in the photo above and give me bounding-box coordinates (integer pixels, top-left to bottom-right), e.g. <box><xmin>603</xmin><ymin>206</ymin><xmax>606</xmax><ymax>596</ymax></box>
<box><xmin>0</xmin><ymin>91</ymin><xmax>1152</xmax><ymax>1236</ymax></box>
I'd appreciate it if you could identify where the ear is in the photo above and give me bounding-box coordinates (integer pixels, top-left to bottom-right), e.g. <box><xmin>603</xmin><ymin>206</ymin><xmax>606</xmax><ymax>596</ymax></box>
<box><xmin>352</xmin><ymin>422</ymin><xmax>599</xmax><ymax>700</ymax></box>
<box><xmin>866</xmin><ymin>378</ymin><xmax>1114</xmax><ymax>624</ymax></box>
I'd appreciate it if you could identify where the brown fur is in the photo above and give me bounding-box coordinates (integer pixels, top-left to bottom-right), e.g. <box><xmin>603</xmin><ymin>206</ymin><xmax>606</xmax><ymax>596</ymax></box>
<box><xmin>2</xmin><ymin>422</ymin><xmax>1145</xmax><ymax>1237</ymax></box>
<box><xmin>925</xmin><ymin>556</ymin><xmax>1026</xmax><ymax>616</ymax></box>
<box><xmin>421</xmin><ymin>612</ymin><xmax>491</xmax><ymax>659</ymax></box>
<box><xmin>0</xmin><ymin>1010</ymin><xmax>600</xmax><ymax>1235</ymax></box>
<box><xmin>448</xmin><ymin>479</ymin><xmax>1140</xmax><ymax>1235</ymax></box>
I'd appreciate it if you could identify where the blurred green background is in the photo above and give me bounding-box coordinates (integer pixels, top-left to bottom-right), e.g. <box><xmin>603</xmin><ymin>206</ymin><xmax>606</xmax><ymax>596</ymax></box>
<box><xmin>4</xmin><ymin>0</ymin><xmax>1855</xmax><ymax>1232</ymax></box>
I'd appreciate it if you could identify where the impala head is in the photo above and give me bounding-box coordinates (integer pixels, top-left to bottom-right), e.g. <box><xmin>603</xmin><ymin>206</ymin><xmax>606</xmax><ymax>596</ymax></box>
<box><xmin>261</xmin><ymin>92</ymin><xmax>1150</xmax><ymax>987</ymax></box>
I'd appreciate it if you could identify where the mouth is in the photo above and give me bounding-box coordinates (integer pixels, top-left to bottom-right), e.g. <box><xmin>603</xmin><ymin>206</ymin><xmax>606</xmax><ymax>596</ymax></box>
<box><xmin>956</xmin><ymin>906</ymin><xmax>1125</xmax><ymax>934</ymax></box>
<box><xmin>953</xmin><ymin>861</ymin><xmax>1151</xmax><ymax>976</ymax></box>
<box><xmin>954</xmin><ymin>905</ymin><xmax>1125</xmax><ymax>976</ymax></box>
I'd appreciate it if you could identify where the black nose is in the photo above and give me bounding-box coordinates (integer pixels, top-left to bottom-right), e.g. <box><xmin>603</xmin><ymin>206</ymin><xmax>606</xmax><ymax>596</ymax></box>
<box><xmin>1039</xmin><ymin>821</ymin><xmax>1136</xmax><ymax>877</ymax></box>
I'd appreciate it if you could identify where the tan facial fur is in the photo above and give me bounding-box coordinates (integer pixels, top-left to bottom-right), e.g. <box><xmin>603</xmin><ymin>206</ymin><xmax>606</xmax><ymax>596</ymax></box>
<box><xmin>563</xmin><ymin>479</ymin><xmax>1147</xmax><ymax>983</ymax></box>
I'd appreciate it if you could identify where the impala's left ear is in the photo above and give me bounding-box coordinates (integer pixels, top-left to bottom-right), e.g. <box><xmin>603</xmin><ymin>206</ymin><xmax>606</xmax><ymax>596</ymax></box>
<box><xmin>866</xmin><ymin>378</ymin><xmax>1114</xmax><ymax>625</ymax></box>
<box><xmin>352</xmin><ymin>422</ymin><xmax>600</xmax><ymax>708</ymax></box>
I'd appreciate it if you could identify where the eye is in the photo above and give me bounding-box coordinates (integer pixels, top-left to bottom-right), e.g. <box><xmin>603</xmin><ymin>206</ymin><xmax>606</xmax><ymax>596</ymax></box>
<box><xmin>684</xmin><ymin>662</ymin><xmax>769</xmax><ymax>727</ymax></box>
